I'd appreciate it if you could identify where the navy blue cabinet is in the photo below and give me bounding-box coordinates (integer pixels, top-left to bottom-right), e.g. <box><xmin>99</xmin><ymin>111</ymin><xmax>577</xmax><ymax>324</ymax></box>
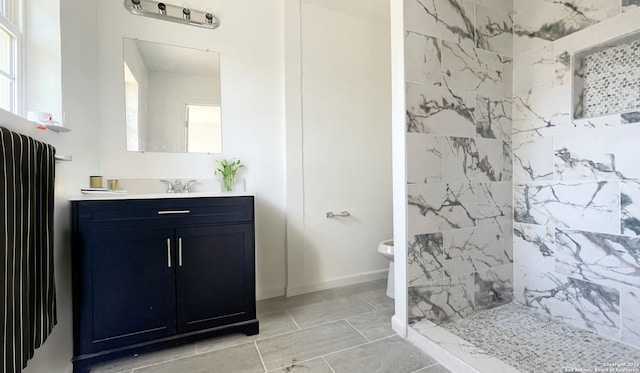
<box><xmin>71</xmin><ymin>196</ymin><xmax>258</xmax><ymax>373</ymax></box>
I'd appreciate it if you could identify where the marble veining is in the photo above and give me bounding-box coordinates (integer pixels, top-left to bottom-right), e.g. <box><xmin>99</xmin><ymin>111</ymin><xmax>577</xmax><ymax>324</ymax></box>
<box><xmin>473</xmin><ymin>182</ymin><xmax>512</xmax><ymax>226</ymax></box>
<box><xmin>512</xmin><ymin>135</ymin><xmax>554</xmax><ymax>181</ymax></box>
<box><xmin>554</xmin><ymin>126</ymin><xmax>640</xmax><ymax>180</ymax></box>
<box><xmin>404</xmin><ymin>0</ymin><xmax>476</xmax><ymax>48</ymax></box>
<box><xmin>408</xmin><ymin>233</ymin><xmax>445</xmax><ymax>286</ymax></box>
<box><xmin>407</xmin><ymin>134</ymin><xmax>443</xmax><ymax>184</ymax></box>
<box><xmin>474</xmin><ymin>265</ymin><xmax>513</xmax><ymax>310</ymax></box>
<box><xmin>572</xmin><ymin>54</ymin><xmax>586</xmax><ymax>119</ymax></box>
<box><xmin>513</xmin><ymin>86</ymin><xmax>572</xmax><ymax>137</ymax></box>
<box><xmin>572</xmin><ymin>114</ymin><xmax>621</xmax><ymax>130</ymax></box>
<box><xmin>555</xmin><ymin>50</ymin><xmax>571</xmax><ymax>86</ymax></box>
<box><xmin>555</xmin><ymin>229</ymin><xmax>640</xmax><ymax>289</ymax></box>
<box><xmin>514</xmin><ymin>265</ymin><xmax>621</xmax><ymax>337</ymax></box>
<box><xmin>501</xmin><ymin>57</ymin><xmax>513</xmax><ymax>98</ymax></box>
<box><xmin>621</xmin><ymin>111</ymin><xmax>640</xmax><ymax>124</ymax></box>
<box><xmin>622</xmin><ymin>181</ymin><xmax>640</xmax><ymax>237</ymax></box>
<box><xmin>405</xmin><ymin>31</ymin><xmax>442</xmax><ymax>86</ymax></box>
<box><xmin>554</xmin><ymin>147</ymin><xmax>624</xmax><ymax>181</ymax></box>
<box><xmin>501</xmin><ymin>141</ymin><xmax>512</xmax><ymax>181</ymax></box>
<box><xmin>443</xmin><ymin>224</ymin><xmax>510</xmax><ymax>278</ymax></box>
<box><xmin>621</xmin><ymin>290</ymin><xmax>640</xmax><ymax>348</ymax></box>
<box><xmin>408</xmin><ymin>274</ymin><xmax>475</xmax><ymax>324</ymax></box>
<box><xmin>442</xmin><ymin>41</ymin><xmax>504</xmax><ymax>97</ymax></box>
<box><xmin>406</xmin><ymin>83</ymin><xmax>476</xmax><ymax>137</ymax></box>
<box><xmin>476</xmin><ymin>96</ymin><xmax>512</xmax><ymax>141</ymax></box>
<box><xmin>513</xmin><ymin>44</ymin><xmax>554</xmax><ymax>95</ymax></box>
<box><xmin>513</xmin><ymin>181</ymin><xmax>620</xmax><ymax>233</ymax></box>
<box><xmin>407</xmin><ymin>183</ymin><xmax>476</xmax><ymax>234</ymax></box>
<box><xmin>513</xmin><ymin>222</ymin><xmax>555</xmax><ymax>272</ymax></box>
<box><xmin>442</xmin><ymin>137</ymin><xmax>503</xmax><ymax>183</ymax></box>
<box><xmin>513</xmin><ymin>0</ymin><xmax>620</xmax><ymax>45</ymax></box>
<box><xmin>475</xmin><ymin>4</ymin><xmax>513</xmax><ymax>57</ymax></box>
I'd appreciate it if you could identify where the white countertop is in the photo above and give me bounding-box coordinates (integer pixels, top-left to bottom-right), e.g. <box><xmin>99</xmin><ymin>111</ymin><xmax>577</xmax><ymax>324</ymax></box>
<box><xmin>68</xmin><ymin>191</ymin><xmax>255</xmax><ymax>201</ymax></box>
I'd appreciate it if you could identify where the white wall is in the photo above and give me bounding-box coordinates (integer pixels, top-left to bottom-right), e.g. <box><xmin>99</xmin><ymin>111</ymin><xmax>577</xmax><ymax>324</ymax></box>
<box><xmin>21</xmin><ymin>0</ymin><xmax>101</xmax><ymax>372</ymax></box>
<box><xmin>96</xmin><ymin>0</ymin><xmax>287</xmax><ymax>299</ymax></box>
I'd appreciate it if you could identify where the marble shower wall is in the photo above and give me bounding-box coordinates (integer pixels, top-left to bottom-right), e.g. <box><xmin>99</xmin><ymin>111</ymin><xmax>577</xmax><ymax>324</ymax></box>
<box><xmin>512</xmin><ymin>2</ymin><xmax>640</xmax><ymax>348</ymax></box>
<box><xmin>405</xmin><ymin>0</ymin><xmax>514</xmax><ymax>325</ymax></box>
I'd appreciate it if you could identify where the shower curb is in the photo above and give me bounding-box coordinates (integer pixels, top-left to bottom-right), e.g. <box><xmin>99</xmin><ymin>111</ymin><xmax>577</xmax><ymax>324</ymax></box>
<box><xmin>406</xmin><ymin>320</ymin><xmax>521</xmax><ymax>373</ymax></box>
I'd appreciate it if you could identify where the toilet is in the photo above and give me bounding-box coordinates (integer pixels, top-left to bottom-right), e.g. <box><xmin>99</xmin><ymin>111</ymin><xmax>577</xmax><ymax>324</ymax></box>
<box><xmin>377</xmin><ymin>239</ymin><xmax>394</xmax><ymax>299</ymax></box>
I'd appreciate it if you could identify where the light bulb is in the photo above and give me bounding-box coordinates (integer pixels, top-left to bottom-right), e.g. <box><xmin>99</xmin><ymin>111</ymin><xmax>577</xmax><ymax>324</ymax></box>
<box><xmin>205</xmin><ymin>9</ymin><xmax>213</xmax><ymax>24</ymax></box>
<box><xmin>183</xmin><ymin>3</ymin><xmax>191</xmax><ymax>20</ymax></box>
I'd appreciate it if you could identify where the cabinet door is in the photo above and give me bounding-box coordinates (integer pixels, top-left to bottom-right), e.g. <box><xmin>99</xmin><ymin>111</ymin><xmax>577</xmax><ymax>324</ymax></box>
<box><xmin>175</xmin><ymin>224</ymin><xmax>255</xmax><ymax>333</ymax></box>
<box><xmin>85</xmin><ymin>227</ymin><xmax>177</xmax><ymax>352</ymax></box>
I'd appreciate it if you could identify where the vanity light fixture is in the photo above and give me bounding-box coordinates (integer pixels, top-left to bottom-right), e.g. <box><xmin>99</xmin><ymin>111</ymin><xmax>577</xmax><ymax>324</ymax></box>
<box><xmin>123</xmin><ymin>0</ymin><xmax>220</xmax><ymax>30</ymax></box>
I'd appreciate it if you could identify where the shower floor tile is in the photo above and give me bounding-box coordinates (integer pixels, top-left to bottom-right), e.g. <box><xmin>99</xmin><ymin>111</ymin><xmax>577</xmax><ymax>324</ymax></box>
<box><xmin>431</xmin><ymin>302</ymin><xmax>640</xmax><ymax>373</ymax></box>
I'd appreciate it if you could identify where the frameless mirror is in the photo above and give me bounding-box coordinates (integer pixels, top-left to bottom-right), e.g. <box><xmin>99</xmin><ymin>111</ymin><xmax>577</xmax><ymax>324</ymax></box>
<box><xmin>123</xmin><ymin>38</ymin><xmax>222</xmax><ymax>153</ymax></box>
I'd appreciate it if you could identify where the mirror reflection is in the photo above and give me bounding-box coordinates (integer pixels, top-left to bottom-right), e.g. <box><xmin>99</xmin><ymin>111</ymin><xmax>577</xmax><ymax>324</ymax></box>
<box><xmin>123</xmin><ymin>38</ymin><xmax>222</xmax><ymax>153</ymax></box>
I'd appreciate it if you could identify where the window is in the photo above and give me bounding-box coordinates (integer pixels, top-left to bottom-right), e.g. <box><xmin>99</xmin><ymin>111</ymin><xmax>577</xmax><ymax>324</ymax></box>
<box><xmin>124</xmin><ymin>63</ymin><xmax>140</xmax><ymax>151</ymax></box>
<box><xmin>0</xmin><ymin>0</ymin><xmax>21</xmax><ymax>113</ymax></box>
<box><xmin>185</xmin><ymin>104</ymin><xmax>222</xmax><ymax>153</ymax></box>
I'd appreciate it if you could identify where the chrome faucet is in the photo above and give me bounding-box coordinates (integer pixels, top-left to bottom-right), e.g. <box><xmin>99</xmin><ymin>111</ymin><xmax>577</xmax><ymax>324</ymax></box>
<box><xmin>160</xmin><ymin>179</ymin><xmax>197</xmax><ymax>193</ymax></box>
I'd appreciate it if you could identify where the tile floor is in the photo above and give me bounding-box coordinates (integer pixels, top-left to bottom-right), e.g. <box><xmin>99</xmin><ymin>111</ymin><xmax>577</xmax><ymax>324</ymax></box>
<box><xmin>91</xmin><ymin>280</ymin><xmax>449</xmax><ymax>373</ymax></box>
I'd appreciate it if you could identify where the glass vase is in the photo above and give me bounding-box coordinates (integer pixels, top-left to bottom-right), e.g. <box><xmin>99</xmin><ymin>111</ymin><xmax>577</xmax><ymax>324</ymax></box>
<box><xmin>222</xmin><ymin>174</ymin><xmax>235</xmax><ymax>192</ymax></box>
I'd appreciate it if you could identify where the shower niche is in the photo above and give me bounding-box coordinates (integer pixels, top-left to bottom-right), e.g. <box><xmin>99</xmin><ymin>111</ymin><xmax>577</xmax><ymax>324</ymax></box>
<box><xmin>572</xmin><ymin>31</ymin><xmax>640</xmax><ymax>120</ymax></box>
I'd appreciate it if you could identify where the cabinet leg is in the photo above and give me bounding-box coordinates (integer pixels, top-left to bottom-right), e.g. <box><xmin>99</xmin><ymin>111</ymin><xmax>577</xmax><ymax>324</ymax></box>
<box><xmin>242</xmin><ymin>320</ymin><xmax>260</xmax><ymax>336</ymax></box>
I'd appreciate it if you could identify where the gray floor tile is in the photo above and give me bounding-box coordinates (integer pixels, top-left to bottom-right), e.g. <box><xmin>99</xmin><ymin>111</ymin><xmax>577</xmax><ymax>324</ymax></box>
<box><xmin>90</xmin><ymin>344</ymin><xmax>196</xmax><ymax>373</ymax></box>
<box><xmin>256</xmin><ymin>320</ymin><xmax>366</xmax><ymax>371</ymax></box>
<box><xmin>346</xmin><ymin>308</ymin><xmax>395</xmax><ymax>341</ymax></box>
<box><xmin>267</xmin><ymin>357</ymin><xmax>333</xmax><ymax>372</ymax></box>
<box><xmin>257</xmin><ymin>293</ymin><xmax>325</xmax><ymax>313</ymax></box>
<box><xmin>413</xmin><ymin>363</ymin><xmax>452</xmax><ymax>373</ymax></box>
<box><xmin>373</xmin><ymin>278</ymin><xmax>388</xmax><ymax>288</ymax></box>
<box><xmin>196</xmin><ymin>310</ymin><xmax>299</xmax><ymax>353</ymax></box>
<box><xmin>324</xmin><ymin>335</ymin><xmax>437</xmax><ymax>373</ymax></box>
<box><xmin>287</xmin><ymin>296</ymin><xmax>375</xmax><ymax>328</ymax></box>
<box><xmin>314</xmin><ymin>282</ymin><xmax>384</xmax><ymax>301</ymax></box>
<box><xmin>133</xmin><ymin>342</ymin><xmax>264</xmax><ymax>373</ymax></box>
<box><xmin>357</xmin><ymin>289</ymin><xmax>394</xmax><ymax>310</ymax></box>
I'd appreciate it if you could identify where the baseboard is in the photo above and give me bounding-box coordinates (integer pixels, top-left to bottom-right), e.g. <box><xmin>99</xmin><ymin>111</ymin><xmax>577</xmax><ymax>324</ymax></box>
<box><xmin>391</xmin><ymin>314</ymin><xmax>406</xmax><ymax>337</ymax></box>
<box><xmin>256</xmin><ymin>287</ymin><xmax>285</xmax><ymax>301</ymax></box>
<box><xmin>285</xmin><ymin>285</ymin><xmax>308</xmax><ymax>297</ymax></box>
<box><xmin>285</xmin><ymin>269</ymin><xmax>388</xmax><ymax>298</ymax></box>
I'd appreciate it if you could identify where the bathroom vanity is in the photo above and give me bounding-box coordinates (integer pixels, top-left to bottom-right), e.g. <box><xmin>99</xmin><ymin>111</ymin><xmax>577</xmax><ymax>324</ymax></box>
<box><xmin>69</xmin><ymin>194</ymin><xmax>258</xmax><ymax>373</ymax></box>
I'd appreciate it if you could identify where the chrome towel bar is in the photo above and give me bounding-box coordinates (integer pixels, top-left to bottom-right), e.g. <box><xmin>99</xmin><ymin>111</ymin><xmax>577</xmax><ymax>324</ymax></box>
<box><xmin>326</xmin><ymin>211</ymin><xmax>350</xmax><ymax>218</ymax></box>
